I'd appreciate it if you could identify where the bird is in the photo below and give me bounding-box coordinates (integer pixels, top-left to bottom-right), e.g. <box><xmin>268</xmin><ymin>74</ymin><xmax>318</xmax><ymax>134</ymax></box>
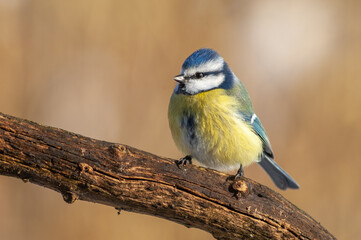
<box><xmin>168</xmin><ymin>48</ymin><xmax>299</xmax><ymax>190</ymax></box>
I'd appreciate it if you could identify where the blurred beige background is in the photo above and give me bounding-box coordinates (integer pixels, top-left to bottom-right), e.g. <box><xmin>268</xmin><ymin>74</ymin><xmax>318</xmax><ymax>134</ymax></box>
<box><xmin>0</xmin><ymin>0</ymin><xmax>360</xmax><ymax>239</ymax></box>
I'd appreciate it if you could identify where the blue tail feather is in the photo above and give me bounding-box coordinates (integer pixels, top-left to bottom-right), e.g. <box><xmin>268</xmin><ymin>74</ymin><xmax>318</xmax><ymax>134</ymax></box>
<box><xmin>258</xmin><ymin>155</ymin><xmax>299</xmax><ymax>190</ymax></box>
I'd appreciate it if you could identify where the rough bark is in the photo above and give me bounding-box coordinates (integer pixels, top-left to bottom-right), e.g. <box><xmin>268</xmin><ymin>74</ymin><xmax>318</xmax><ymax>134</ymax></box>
<box><xmin>0</xmin><ymin>112</ymin><xmax>335</xmax><ymax>239</ymax></box>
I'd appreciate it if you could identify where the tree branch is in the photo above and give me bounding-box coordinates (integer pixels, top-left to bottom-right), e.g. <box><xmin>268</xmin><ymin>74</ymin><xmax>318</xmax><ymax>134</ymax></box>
<box><xmin>0</xmin><ymin>112</ymin><xmax>334</xmax><ymax>239</ymax></box>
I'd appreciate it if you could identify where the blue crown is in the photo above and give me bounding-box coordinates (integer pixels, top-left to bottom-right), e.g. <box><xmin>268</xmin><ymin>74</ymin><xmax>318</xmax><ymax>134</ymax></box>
<box><xmin>182</xmin><ymin>48</ymin><xmax>221</xmax><ymax>69</ymax></box>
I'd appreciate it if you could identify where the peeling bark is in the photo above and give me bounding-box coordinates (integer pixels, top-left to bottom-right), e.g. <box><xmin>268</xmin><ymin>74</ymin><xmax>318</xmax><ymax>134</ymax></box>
<box><xmin>0</xmin><ymin>112</ymin><xmax>335</xmax><ymax>239</ymax></box>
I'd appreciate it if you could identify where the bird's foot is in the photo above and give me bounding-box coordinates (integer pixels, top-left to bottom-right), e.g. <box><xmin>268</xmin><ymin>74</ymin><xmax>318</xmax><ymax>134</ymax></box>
<box><xmin>227</xmin><ymin>164</ymin><xmax>244</xmax><ymax>181</ymax></box>
<box><xmin>234</xmin><ymin>165</ymin><xmax>244</xmax><ymax>179</ymax></box>
<box><xmin>175</xmin><ymin>155</ymin><xmax>192</xmax><ymax>168</ymax></box>
<box><xmin>227</xmin><ymin>165</ymin><xmax>250</xmax><ymax>198</ymax></box>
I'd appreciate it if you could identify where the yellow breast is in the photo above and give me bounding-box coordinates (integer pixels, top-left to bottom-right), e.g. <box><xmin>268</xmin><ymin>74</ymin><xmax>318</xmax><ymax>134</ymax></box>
<box><xmin>168</xmin><ymin>89</ymin><xmax>263</xmax><ymax>171</ymax></box>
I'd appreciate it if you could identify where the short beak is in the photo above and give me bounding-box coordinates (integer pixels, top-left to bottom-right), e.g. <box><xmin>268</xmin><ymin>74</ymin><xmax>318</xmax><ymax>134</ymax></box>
<box><xmin>173</xmin><ymin>74</ymin><xmax>185</xmax><ymax>83</ymax></box>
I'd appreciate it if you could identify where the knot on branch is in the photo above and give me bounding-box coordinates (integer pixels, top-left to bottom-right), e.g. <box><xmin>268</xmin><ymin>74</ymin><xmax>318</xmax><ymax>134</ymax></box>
<box><xmin>229</xmin><ymin>179</ymin><xmax>251</xmax><ymax>199</ymax></box>
<box><xmin>78</xmin><ymin>162</ymin><xmax>98</xmax><ymax>185</ymax></box>
<box><xmin>107</xmin><ymin>144</ymin><xmax>127</xmax><ymax>158</ymax></box>
<box><xmin>79</xmin><ymin>162</ymin><xmax>94</xmax><ymax>175</ymax></box>
<box><xmin>62</xmin><ymin>191</ymin><xmax>79</xmax><ymax>204</ymax></box>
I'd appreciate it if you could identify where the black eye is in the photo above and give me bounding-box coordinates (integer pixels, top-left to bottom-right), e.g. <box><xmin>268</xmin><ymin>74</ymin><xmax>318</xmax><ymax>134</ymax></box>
<box><xmin>195</xmin><ymin>72</ymin><xmax>204</xmax><ymax>79</ymax></box>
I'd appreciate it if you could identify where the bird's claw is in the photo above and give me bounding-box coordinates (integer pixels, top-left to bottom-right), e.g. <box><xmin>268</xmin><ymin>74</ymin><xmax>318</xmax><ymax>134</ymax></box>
<box><xmin>234</xmin><ymin>165</ymin><xmax>244</xmax><ymax>179</ymax></box>
<box><xmin>227</xmin><ymin>164</ymin><xmax>244</xmax><ymax>181</ymax></box>
<box><xmin>175</xmin><ymin>155</ymin><xmax>192</xmax><ymax>168</ymax></box>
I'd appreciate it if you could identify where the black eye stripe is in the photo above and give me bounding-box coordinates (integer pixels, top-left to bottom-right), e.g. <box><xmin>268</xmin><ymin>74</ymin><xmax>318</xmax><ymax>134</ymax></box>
<box><xmin>184</xmin><ymin>71</ymin><xmax>222</xmax><ymax>80</ymax></box>
<box><xmin>195</xmin><ymin>72</ymin><xmax>204</xmax><ymax>79</ymax></box>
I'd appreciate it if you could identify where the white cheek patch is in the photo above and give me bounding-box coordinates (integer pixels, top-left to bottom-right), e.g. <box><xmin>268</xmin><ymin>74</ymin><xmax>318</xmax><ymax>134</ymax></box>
<box><xmin>185</xmin><ymin>74</ymin><xmax>225</xmax><ymax>94</ymax></box>
<box><xmin>182</xmin><ymin>57</ymin><xmax>224</xmax><ymax>76</ymax></box>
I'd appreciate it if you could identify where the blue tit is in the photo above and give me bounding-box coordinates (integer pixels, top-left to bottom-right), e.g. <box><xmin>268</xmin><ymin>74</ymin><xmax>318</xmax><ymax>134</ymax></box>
<box><xmin>168</xmin><ymin>48</ymin><xmax>299</xmax><ymax>190</ymax></box>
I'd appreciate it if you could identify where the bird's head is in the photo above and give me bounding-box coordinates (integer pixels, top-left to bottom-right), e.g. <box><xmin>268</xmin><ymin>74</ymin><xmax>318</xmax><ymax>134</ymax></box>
<box><xmin>173</xmin><ymin>48</ymin><xmax>235</xmax><ymax>95</ymax></box>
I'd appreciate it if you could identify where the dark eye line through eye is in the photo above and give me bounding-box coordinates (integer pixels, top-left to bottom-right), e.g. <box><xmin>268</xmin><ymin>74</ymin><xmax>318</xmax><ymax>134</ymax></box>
<box><xmin>184</xmin><ymin>70</ymin><xmax>222</xmax><ymax>80</ymax></box>
<box><xmin>195</xmin><ymin>72</ymin><xmax>204</xmax><ymax>79</ymax></box>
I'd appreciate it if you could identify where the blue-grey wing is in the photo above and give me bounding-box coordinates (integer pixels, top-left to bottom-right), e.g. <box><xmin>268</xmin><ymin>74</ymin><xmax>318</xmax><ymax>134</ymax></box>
<box><xmin>250</xmin><ymin>114</ymin><xmax>274</xmax><ymax>158</ymax></box>
<box><xmin>250</xmin><ymin>114</ymin><xmax>299</xmax><ymax>190</ymax></box>
<box><xmin>230</xmin><ymin>80</ymin><xmax>273</xmax><ymax>157</ymax></box>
